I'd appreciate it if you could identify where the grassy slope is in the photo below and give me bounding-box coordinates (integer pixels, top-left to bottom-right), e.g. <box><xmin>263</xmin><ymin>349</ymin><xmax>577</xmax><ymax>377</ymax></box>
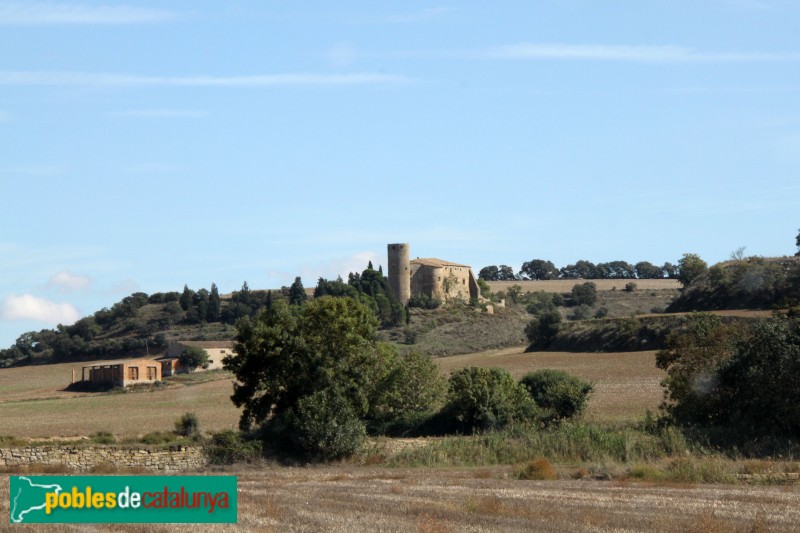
<box><xmin>0</xmin><ymin>346</ymin><xmax>665</xmax><ymax>437</ymax></box>
<box><xmin>668</xmin><ymin>255</ymin><xmax>800</xmax><ymax>312</ymax></box>
<box><xmin>384</xmin><ymin>305</ymin><xmax>530</xmax><ymax>357</ymax></box>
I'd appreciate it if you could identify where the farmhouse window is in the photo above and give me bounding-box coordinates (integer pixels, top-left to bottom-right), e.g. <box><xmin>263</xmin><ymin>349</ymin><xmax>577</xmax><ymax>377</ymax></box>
<box><xmin>128</xmin><ymin>367</ymin><xmax>139</xmax><ymax>380</ymax></box>
<box><xmin>147</xmin><ymin>366</ymin><xmax>157</xmax><ymax>380</ymax></box>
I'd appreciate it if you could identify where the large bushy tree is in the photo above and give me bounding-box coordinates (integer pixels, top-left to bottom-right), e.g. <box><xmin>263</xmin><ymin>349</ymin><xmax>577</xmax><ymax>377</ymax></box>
<box><xmin>224</xmin><ymin>296</ymin><xmax>437</xmax><ymax>457</ymax></box>
<box><xmin>657</xmin><ymin>313</ymin><xmax>800</xmax><ymax>441</ymax></box>
<box><xmin>179</xmin><ymin>346</ymin><xmax>209</xmax><ymax>372</ymax></box>
<box><xmin>519</xmin><ymin>259</ymin><xmax>558</xmax><ymax>280</ymax></box>
<box><xmin>677</xmin><ymin>253</ymin><xmax>708</xmax><ymax>287</ymax></box>
<box><xmin>446</xmin><ymin>367</ymin><xmax>539</xmax><ymax>432</ymax></box>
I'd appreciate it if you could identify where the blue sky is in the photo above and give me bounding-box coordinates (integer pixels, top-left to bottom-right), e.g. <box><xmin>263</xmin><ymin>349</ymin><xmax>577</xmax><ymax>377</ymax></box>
<box><xmin>1</xmin><ymin>1</ymin><xmax>799</xmax><ymax>347</ymax></box>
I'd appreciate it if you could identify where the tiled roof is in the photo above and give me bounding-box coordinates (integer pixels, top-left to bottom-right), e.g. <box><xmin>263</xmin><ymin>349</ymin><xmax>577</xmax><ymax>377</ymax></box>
<box><xmin>410</xmin><ymin>258</ymin><xmax>471</xmax><ymax>268</ymax></box>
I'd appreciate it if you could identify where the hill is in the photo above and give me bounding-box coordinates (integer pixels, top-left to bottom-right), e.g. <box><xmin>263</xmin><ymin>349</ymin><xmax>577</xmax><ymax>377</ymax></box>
<box><xmin>668</xmin><ymin>256</ymin><xmax>800</xmax><ymax>312</ymax></box>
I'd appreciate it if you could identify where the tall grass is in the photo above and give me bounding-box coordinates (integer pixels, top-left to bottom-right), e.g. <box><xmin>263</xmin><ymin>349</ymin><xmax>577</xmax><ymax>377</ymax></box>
<box><xmin>388</xmin><ymin>422</ymin><xmax>692</xmax><ymax>467</ymax></box>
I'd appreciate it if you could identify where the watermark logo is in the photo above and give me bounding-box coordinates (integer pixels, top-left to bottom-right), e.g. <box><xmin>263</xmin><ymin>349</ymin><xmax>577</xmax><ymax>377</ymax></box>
<box><xmin>9</xmin><ymin>476</ymin><xmax>237</xmax><ymax>524</ymax></box>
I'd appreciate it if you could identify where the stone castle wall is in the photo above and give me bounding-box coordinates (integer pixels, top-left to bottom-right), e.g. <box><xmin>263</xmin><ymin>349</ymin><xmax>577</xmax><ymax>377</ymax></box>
<box><xmin>0</xmin><ymin>445</ymin><xmax>206</xmax><ymax>472</ymax></box>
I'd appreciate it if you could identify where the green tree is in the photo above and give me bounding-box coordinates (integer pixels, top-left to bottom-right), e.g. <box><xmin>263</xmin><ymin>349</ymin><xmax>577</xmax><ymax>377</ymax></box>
<box><xmin>193</xmin><ymin>288</ymin><xmax>209</xmax><ymax>322</ymax></box>
<box><xmin>179</xmin><ymin>346</ymin><xmax>209</xmax><ymax>372</ymax></box>
<box><xmin>506</xmin><ymin>284</ymin><xmax>522</xmax><ymax>304</ymax></box>
<box><xmin>224</xmin><ymin>297</ymin><xmax>394</xmax><ymax>435</ymax></box>
<box><xmin>207</xmin><ymin>283</ymin><xmax>221</xmax><ymax>322</ymax></box>
<box><xmin>796</xmin><ymin>228</ymin><xmax>800</xmax><ymax>256</ymax></box>
<box><xmin>571</xmin><ymin>282</ymin><xmax>597</xmax><ymax>306</ymax></box>
<box><xmin>520</xmin><ymin>370</ymin><xmax>593</xmax><ymax>420</ymax></box>
<box><xmin>657</xmin><ymin>313</ymin><xmax>800</xmax><ymax>440</ymax></box>
<box><xmin>497</xmin><ymin>265</ymin><xmax>516</xmax><ymax>281</ymax></box>
<box><xmin>370</xmin><ymin>351</ymin><xmax>447</xmax><ymax>424</ymax></box>
<box><xmin>479</xmin><ymin>266</ymin><xmax>499</xmax><ymax>281</ymax></box>
<box><xmin>477</xmin><ymin>278</ymin><xmax>492</xmax><ymax>299</ymax></box>
<box><xmin>175</xmin><ymin>412</ymin><xmax>200</xmax><ymax>438</ymax></box>
<box><xmin>635</xmin><ymin>261</ymin><xmax>663</xmax><ymax>279</ymax></box>
<box><xmin>525</xmin><ymin>310</ymin><xmax>562</xmax><ymax>349</ymax></box>
<box><xmin>288</xmin><ymin>276</ymin><xmax>307</xmax><ymax>306</ymax></box>
<box><xmin>445</xmin><ymin>367</ymin><xmax>539</xmax><ymax>432</ymax></box>
<box><xmin>520</xmin><ymin>259</ymin><xmax>558</xmax><ymax>280</ymax></box>
<box><xmin>286</xmin><ymin>389</ymin><xmax>367</xmax><ymax>460</ymax></box>
<box><xmin>714</xmin><ymin>317</ymin><xmax>800</xmax><ymax>438</ymax></box>
<box><xmin>677</xmin><ymin>253</ymin><xmax>708</xmax><ymax>287</ymax></box>
<box><xmin>560</xmin><ymin>260</ymin><xmax>596</xmax><ymax>279</ymax></box>
<box><xmin>179</xmin><ymin>285</ymin><xmax>194</xmax><ymax>312</ymax></box>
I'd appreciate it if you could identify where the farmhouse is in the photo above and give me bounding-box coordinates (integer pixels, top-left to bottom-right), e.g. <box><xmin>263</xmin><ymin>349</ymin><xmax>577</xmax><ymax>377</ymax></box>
<box><xmin>159</xmin><ymin>340</ymin><xmax>235</xmax><ymax>376</ymax></box>
<box><xmin>388</xmin><ymin>243</ymin><xmax>480</xmax><ymax>304</ymax></box>
<box><xmin>75</xmin><ymin>359</ymin><xmax>161</xmax><ymax>388</ymax></box>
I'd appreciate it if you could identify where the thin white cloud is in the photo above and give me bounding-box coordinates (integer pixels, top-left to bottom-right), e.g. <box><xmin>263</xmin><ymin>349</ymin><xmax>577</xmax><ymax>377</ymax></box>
<box><xmin>47</xmin><ymin>271</ymin><xmax>92</xmax><ymax>292</ymax></box>
<box><xmin>481</xmin><ymin>43</ymin><xmax>800</xmax><ymax>63</ymax></box>
<box><xmin>0</xmin><ymin>71</ymin><xmax>412</xmax><ymax>88</ymax></box>
<box><xmin>297</xmin><ymin>251</ymin><xmax>381</xmax><ymax>283</ymax></box>
<box><xmin>109</xmin><ymin>109</ymin><xmax>208</xmax><ymax>118</ymax></box>
<box><xmin>328</xmin><ymin>43</ymin><xmax>358</xmax><ymax>68</ymax></box>
<box><xmin>2</xmin><ymin>294</ymin><xmax>80</xmax><ymax>324</ymax></box>
<box><xmin>0</xmin><ymin>2</ymin><xmax>176</xmax><ymax>25</ymax></box>
<box><xmin>109</xmin><ymin>279</ymin><xmax>139</xmax><ymax>295</ymax></box>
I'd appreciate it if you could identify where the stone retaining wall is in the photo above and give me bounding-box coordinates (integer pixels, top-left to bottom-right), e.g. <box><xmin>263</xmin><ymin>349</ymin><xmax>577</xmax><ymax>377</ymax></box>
<box><xmin>0</xmin><ymin>445</ymin><xmax>207</xmax><ymax>472</ymax></box>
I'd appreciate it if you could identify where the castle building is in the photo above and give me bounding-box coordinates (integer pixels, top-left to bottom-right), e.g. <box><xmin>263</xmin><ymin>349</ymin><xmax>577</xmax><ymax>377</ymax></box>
<box><xmin>387</xmin><ymin>243</ymin><xmax>479</xmax><ymax>304</ymax></box>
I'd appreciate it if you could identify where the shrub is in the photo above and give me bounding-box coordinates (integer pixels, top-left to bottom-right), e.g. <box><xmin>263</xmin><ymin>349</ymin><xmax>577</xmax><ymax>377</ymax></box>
<box><xmin>445</xmin><ymin>367</ymin><xmax>540</xmax><ymax>433</ymax></box>
<box><xmin>571</xmin><ymin>282</ymin><xmax>597</xmax><ymax>306</ymax></box>
<box><xmin>570</xmin><ymin>304</ymin><xmax>592</xmax><ymax>321</ymax></box>
<box><xmin>525</xmin><ymin>292</ymin><xmax>560</xmax><ymax>316</ymax></box>
<box><xmin>520</xmin><ymin>369</ymin><xmax>593</xmax><ymax>420</ymax></box>
<box><xmin>140</xmin><ymin>431</ymin><xmax>177</xmax><ymax>445</ymax></box>
<box><xmin>625</xmin><ymin>282</ymin><xmax>637</xmax><ymax>292</ymax></box>
<box><xmin>175</xmin><ymin>412</ymin><xmax>200</xmax><ymax>438</ymax></box>
<box><xmin>594</xmin><ymin>307</ymin><xmax>609</xmax><ymax>319</ymax></box>
<box><xmin>408</xmin><ymin>294</ymin><xmax>442</xmax><ymax>309</ymax></box>
<box><xmin>289</xmin><ymin>389</ymin><xmax>366</xmax><ymax>460</ymax></box>
<box><xmin>658</xmin><ymin>313</ymin><xmax>800</xmax><ymax>443</ymax></box>
<box><xmin>179</xmin><ymin>346</ymin><xmax>208</xmax><ymax>372</ymax></box>
<box><xmin>90</xmin><ymin>431</ymin><xmax>115</xmax><ymax>445</ymax></box>
<box><xmin>525</xmin><ymin>310</ymin><xmax>561</xmax><ymax>349</ymax></box>
<box><xmin>370</xmin><ymin>351</ymin><xmax>447</xmax><ymax>425</ymax></box>
<box><xmin>205</xmin><ymin>430</ymin><xmax>263</xmax><ymax>465</ymax></box>
<box><xmin>517</xmin><ymin>458</ymin><xmax>557</xmax><ymax>480</ymax></box>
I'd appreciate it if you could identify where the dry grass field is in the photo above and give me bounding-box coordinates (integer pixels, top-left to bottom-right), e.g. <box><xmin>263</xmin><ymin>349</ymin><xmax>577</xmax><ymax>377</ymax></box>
<box><xmin>0</xmin><ymin>361</ymin><xmax>240</xmax><ymax>439</ymax></box>
<box><xmin>487</xmin><ymin>278</ymin><xmax>682</xmax><ymax>293</ymax></box>
<box><xmin>436</xmin><ymin>347</ymin><xmax>665</xmax><ymax>423</ymax></box>
<box><xmin>0</xmin><ymin>347</ymin><xmax>664</xmax><ymax>438</ymax></box>
<box><xmin>2</xmin><ymin>467</ymin><xmax>799</xmax><ymax>532</ymax></box>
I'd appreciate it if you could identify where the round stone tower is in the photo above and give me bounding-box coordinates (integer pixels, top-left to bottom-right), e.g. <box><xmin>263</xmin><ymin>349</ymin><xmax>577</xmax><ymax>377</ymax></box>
<box><xmin>387</xmin><ymin>243</ymin><xmax>411</xmax><ymax>304</ymax></box>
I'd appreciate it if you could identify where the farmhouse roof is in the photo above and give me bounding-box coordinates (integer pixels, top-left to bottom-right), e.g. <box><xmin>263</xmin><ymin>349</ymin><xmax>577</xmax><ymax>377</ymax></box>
<box><xmin>81</xmin><ymin>358</ymin><xmax>156</xmax><ymax>369</ymax></box>
<box><xmin>410</xmin><ymin>258</ymin><xmax>471</xmax><ymax>268</ymax></box>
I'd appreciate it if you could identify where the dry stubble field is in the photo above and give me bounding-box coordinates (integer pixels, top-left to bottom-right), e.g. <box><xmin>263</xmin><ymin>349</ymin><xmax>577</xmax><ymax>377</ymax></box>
<box><xmin>487</xmin><ymin>279</ymin><xmax>682</xmax><ymax>293</ymax></box>
<box><xmin>2</xmin><ymin>347</ymin><xmax>798</xmax><ymax>532</ymax></box>
<box><xmin>2</xmin><ymin>467</ymin><xmax>800</xmax><ymax>532</ymax></box>
<box><xmin>435</xmin><ymin>347</ymin><xmax>665</xmax><ymax>423</ymax></box>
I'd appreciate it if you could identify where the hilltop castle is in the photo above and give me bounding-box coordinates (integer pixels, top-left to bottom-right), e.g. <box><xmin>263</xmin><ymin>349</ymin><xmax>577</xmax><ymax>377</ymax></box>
<box><xmin>387</xmin><ymin>243</ymin><xmax>479</xmax><ymax>304</ymax></box>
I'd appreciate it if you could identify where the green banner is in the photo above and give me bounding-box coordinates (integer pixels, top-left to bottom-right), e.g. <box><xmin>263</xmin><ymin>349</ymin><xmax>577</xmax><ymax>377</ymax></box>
<box><xmin>9</xmin><ymin>475</ymin><xmax>237</xmax><ymax>524</ymax></box>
